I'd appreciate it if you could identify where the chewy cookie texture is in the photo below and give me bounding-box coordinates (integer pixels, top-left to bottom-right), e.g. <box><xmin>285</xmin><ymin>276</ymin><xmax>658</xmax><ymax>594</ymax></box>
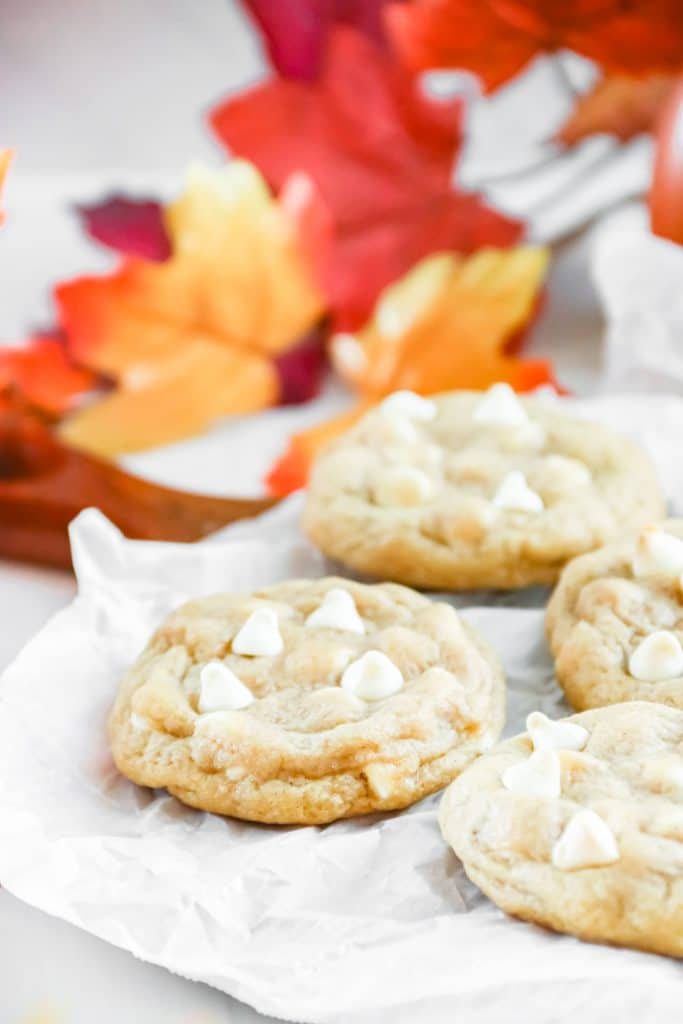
<box><xmin>547</xmin><ymin>521</ymin><xmax>683</xmax><ymax>711</ymax></box>
<box><xmin>110</xmin><ymin>577</ymin><xmax>505</xmax><ymax>825</ymax></box>
<box><xmin>303</xmin><ymin>386</ymin><xmax>663</xmax><ymax>590</ymax></box>
<box><xmin>440</xmin><ymin>702</ymin><xmax>683</xmax><ymax>957</ymax></box>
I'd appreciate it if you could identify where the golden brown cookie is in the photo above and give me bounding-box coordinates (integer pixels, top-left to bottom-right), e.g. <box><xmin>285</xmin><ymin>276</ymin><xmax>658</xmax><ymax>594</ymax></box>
<box><xmin>110</xmin><ymin>577</ymin><xmax>504</xmax><ymax>824</ymax></box>
<box><xmin>547</xmin><ymin>520</ymin><xmax>683</xmax><ymax>711</ymax></box>
<box><xmin>302</xmin><ymin>386</ymin><xmax>663</xmax><ymax>590</ymax></box>
<box><xmin>439</xmin><ymin>701</ymin><xmax>683</xmax><ymax>957</ymax></box>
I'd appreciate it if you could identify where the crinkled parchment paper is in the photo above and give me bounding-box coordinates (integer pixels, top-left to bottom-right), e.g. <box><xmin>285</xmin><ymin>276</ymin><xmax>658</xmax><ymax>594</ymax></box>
<box><xmin>1</xmin><ymin>396</ymin><xmax>683</xmax><ymax>1023</ymax></box>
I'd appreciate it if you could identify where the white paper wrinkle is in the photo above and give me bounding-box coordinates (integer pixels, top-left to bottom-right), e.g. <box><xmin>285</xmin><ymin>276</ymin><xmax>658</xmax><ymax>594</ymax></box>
<box><xmin>2</xmin><ymin>396</ymin><xmax>683</xmax><ymax>1022</ymax></box>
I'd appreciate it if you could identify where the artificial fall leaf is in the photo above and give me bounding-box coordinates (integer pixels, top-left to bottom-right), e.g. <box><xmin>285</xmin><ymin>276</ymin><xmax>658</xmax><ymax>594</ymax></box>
<box><xmin>59</xmin><ymin>340</ymin><xmax>276</xmax><ymax>456</ymax></box>
<box><xmin>387</xmin><ymin>0</ymin><xmax>683</xmax><ymax>93</ymax></box>
<box><xmin>0</xmin><ymin>336</ymin><xmax>96</xmax><ymax>416</ymax></box>
<box><xmin>265</xmin><ymin>404</ymin><xmax>368</xmax><ymax>496</ymax></box>
<box><xmin>273</xmin><ymin>324</ymin><xmax>329</xmax><ymax>405</ymax></box>
<box><xmin>0</xmin><ymin>392</ymin><xmax>273</xmax><ymax>570</ymax></box>
<box><xmin>242</xmin><ymin>0</ymin><xmax>400</xmax><ymax>80</ymax></box>
<box><xmin>56</xmin><ymin>162</ymin><xmax>326</xmax><ymax>455</ymax></box>
<box><xmin>210</xmin><ymin>27</ymin><xmax>523</xmax><ymax>329</ymax></box>
<box><xmin>59</xmin><ymin>162</ymin><xmax>324</xmax><ymax>369</ymax></box>
<box><xmin>330</xmin><ymin>246</ymin><xmax>552</xmax><ymax>397</ymax></box>
<box><xmin>557</xmin><ymin>73</ymin><xmax>675</xmax><ymax>145</ymax></box>
<box><xmin>266</xmin><ymin>244</ymin><xmax>553</xmax><ymax>495</ymax></box>
<box><xmin>76</xmin><ymin>195</ymin><xmax>171</xmax><ymax>260</ymax></box>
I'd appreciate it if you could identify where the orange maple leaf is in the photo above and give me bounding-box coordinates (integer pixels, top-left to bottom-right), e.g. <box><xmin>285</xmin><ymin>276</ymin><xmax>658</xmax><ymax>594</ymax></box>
<box><xmin>557</xmin><ymin>73</ymin><xmax>675</xmax><ymax>145</ymax></box>
<box><xmin>265</xmin><ymin>405</ymin><xmax>369</xmax><ymax>496</ymax></box>
<box><xmin>330</xmin><ymin>246</ymin><xmax>551</xmax><ymax>397</ymax></box>
<box><xmin>387</xmin><ymin>0</ymin><xmax>683</xmax><ymax>92</ymax></box>
<box><xmin>56</xmin><ymin>163</ymin><xmax>326</xmax><ymax>456</ymax></box>
<box><xmin>267</xmin><ymin>244</ymin><xmax>552</xmax><ymax>495</ymax></box>
<box><xmin>0</xmin><ymin>157</ymin><xmax>95</xmax><ymax>417</ymax></box>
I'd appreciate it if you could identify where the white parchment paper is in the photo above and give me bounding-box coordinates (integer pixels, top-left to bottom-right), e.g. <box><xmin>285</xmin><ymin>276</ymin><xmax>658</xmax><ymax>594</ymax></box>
<box><xmin>2</xmin><ymin>395</ymin><xmax>683</xmax><ymax>1023</ymax></box>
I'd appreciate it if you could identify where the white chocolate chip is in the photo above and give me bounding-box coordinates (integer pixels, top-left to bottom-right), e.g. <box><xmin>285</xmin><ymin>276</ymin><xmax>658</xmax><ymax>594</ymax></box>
<box><xmin>552</xmin><ymin>810</ymin><xmax>619</xmax><ymax>871</ymax></box>
<box><xmin>374</xmin><ymin>465</ymin><xmax>434</xmax><ymax>507</ymax></box>
<box><xmin>380</xmin><ymin>390</ymin><xmax>436</xmax><ymax>422</ymax></box>
<box><xmin>341</xmin><ymin>650</ymin><xmax>404</xmax><ymax>701</ymax></box>
<box><xmin>374</xmin><ymin>411</ymin><xmax>419</xmax><ymax>446</ymax></box>
<box><xmin>436</xmin><ymin>498</ymin><xmax>495</xmax><ymax>544</ymax></box>
<box><xmin>499</xmin><ymin>420</ymin><xmax>546</xmax><ymax>452</ymax></box>
<box><xmin>629</xmin><ymin>630</ymin><xmax>683</xmax><ymax>682</ymax></box>
<box><xmin>198</xmin><ymin>661</ymin><xmax>254</xmax><ymax>713</ymax></box>
<box><xmin>632</xmin><ymin>527</ymin><xmax>683</xmax><ymax>579</ymax></box>
<box><xmin>502</xmin><ymin>750</ymin><xmax>561</xmax><ymax>799</ymax></box>
<box><xmin>527</xmin><ymin>711</ymin><xmax>588</xmax><ymax>753</ymax></box>
<box><xmin>306</xmin><ymin>588</ymin><xmax>365</xmax><ymax>634</ymax></box>
<box><xmin>364</xmin><ymin>763</ymin><xmax>401</xmax><ymax>800</ymax></box>
<box><xmin>473</xmin><ymin>382</ymin><xmax>529</xmax><ymax>427</ymax></box>
<box><xmin>492</xmin><ymin>471</ymin><xmax>544</xmax><ymax>513</ymax></box>
<box><xmin>232</xmin><ymin>608</ymin><xmax>283</xmax><ymax>657</ymax></box>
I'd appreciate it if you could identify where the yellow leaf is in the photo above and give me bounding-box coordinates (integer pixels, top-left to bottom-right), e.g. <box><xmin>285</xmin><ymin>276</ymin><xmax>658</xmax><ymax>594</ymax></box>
<box><xmin>60</xmin><ymin>338</ymin><xmax>276</xmax><ymax>456</ymax></box>
<box><xmin>331</xmin><ymin>246</ymin><xmax>551</xmax><ymax>396</ymax></box>
<box><xmin>56</xmin><ymin>162</ymin><xmax>325</xmax><ymax>455</ymax></box>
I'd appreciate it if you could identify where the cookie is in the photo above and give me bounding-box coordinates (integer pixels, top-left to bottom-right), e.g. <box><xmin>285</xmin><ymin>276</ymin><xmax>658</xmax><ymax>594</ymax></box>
<box><xmin>547</xmin><ymin>520</ymin><xmax>683</xmax><ymax>711</ymax></box>
<box><xmin>109</xmin><ymin>577</ymin><xmax>504</xmax><ymax>825</ymax></box>
<box><xmin>439</xmin><ymin>701</ymin><xmax>683</xmax><ymax>957</ymax></box>
<box><xmin>302</xmin><ymin>385</ymin><xmax>663</xmax><ymax>590</ymax></box>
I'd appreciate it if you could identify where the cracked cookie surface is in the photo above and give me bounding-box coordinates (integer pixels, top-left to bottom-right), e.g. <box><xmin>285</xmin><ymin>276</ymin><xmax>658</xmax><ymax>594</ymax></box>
<box><xmin>547</xmin><ymin>520</ymin><xmax>683</xmax><ymax>711</ymax></box>
<box><xmin>302</xmin><ymin>388</ymin><xmax>663</xmax><ymax>590</ymax></box>
<box><xmin>109</xmin><ymin>577</ymin><xmax>505</xmax><ymax>824</ymax></box>
<box><xmin>439</xmin><ymin>702</ymin><xmax>683</xmax><ymax>956</ymax></box>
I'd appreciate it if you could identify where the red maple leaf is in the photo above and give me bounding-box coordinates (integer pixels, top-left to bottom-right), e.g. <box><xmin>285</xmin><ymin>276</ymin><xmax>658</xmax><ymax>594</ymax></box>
<box><xmin>210</xmin><ymin>27</ymin><xmax>522</xmax><ymax>329</ymax></box>
<box><xmin>241</xmin><ymin>0</ymin><xmax>400</xmax><ymax>80</ymax></box>
<box><xmin>272</xmin><ymin>324</ymin><xmax>329</xmax><ymax>405</ymax></box>
<box><xmin>0</xmin><ymin>335</ymin><xmax>96</xmax><ymax>417</ymax></box>
<box><xmin>387</xmin><ymin>0</ymin><xmax>683</xmax><ymax>93</ymax></box>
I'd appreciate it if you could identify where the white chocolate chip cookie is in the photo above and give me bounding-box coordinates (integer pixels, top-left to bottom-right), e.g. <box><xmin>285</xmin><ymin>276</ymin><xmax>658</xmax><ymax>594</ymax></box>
<box><xmin>109</xmin><ymin>577</ymin><xmax>505</xmax><ymax>825</ymax></box>
<box><xmin>303</xmin><ymin>386</ymin><xmax>663</xmax><ymax>590</ymax></box>
<box><xmin>439</xmin><ymin>702</ymin><xmax>683</xmax><ymax>957</ymax></box>
<box><xmin>547</xmin><ymin>520</ymin><xmax>683</xmax><ymax>711</ymax></box>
